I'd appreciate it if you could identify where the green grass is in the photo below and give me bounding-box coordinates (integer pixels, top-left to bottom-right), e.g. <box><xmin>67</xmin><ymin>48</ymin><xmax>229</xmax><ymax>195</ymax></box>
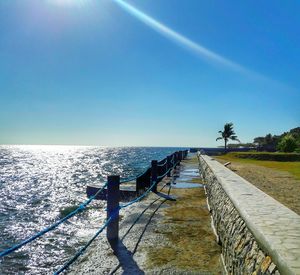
<box><xmin>146</xmin><ymin>188</ymin><xmax>221</xmax><ymax>272</ymax></box>
<box><xmin>146</xmin><ymin>156</ymin><xmax>222</xmax><ymax>273</ymax></box>
<box><xmin>216</xmin><ymin>153</ymin><xmax>300</xmax><ymax>180</ymax></box>
<box><xmin>225</xmin><ymin>151</ymin><xmax>300</xmax><ymax>161</ymax></box>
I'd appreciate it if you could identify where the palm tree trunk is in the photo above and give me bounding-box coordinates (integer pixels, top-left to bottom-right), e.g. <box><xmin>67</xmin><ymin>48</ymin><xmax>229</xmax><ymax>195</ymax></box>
<box><xmin>225</xmin><ymin>139</ymin><xmax>227</xmax><ymax>152</ymax></box>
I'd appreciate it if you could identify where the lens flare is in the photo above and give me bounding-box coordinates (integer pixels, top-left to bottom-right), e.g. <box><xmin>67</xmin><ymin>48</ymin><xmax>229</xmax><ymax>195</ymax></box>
<box><xmin>113</xmin><ymin>0</ymin><xmax>267</xmax><ymax>80</ymax></box>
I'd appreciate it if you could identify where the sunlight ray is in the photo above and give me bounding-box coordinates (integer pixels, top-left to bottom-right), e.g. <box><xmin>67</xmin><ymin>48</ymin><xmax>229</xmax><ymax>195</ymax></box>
<box><xmin>113</xmin><ymin>0</ymin><xmax>267</xmax><ymax>81</ymax></box>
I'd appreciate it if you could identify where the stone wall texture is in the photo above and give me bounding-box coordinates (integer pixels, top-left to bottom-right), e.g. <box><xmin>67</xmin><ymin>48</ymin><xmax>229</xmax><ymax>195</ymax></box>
<box><xmin>198</xmin><ymin>154</ymin><xmax>300</xmax><ymax>275</ymax></box>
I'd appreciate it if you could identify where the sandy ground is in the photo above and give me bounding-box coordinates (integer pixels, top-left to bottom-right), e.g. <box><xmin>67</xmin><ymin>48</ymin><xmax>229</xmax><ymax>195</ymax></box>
<box><xmin>69</xmin><ymin>156</ymin><xmax>222</xmax><ymax>274</ymax></box>
<box><xmin>215</xmin><ymin>157</ymin><xmax>300</xmax><ymax>215</ymax></box>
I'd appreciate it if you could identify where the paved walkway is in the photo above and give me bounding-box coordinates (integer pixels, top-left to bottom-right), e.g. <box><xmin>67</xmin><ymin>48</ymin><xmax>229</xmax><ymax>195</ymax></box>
<box><xmin>202</xmin><ymin>155</ymin><xmax>300</xmax><ymax>275</ymax></box>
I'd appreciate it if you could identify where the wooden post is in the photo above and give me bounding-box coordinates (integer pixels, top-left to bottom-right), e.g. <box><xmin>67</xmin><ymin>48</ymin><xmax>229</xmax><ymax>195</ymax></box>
<box><xmin>164</xmin><ymin>158</ymin><xmax>168</xmax><ymax>175</ymax></box>
<box><xmin>173</xmin><ymin>152</ymin><xmax>176</xmax><ymax>167</ymax></box>
<box><xmin>107</xmin><ymin>175</ymin><xmax>120</xmax><ymax>244</ymax></box>
<box><xmin>167</xmin><ymin>155</ymin><xmax>171</xmax><ymax>177</ymax></box>
<box><xmin>136</xmin><ymin>167</ymin><xmax>151</xmax><ymax>194</ymax></box>
<box><xmin>136</xmin><ymin>176</ymin><xmax>143</xmax><ymax>195</ymax></box>
<box><xmin>151</xmin><ymin>160</ymin><xmax>158</xmax><ymax>192</ymax></box>
<box><xmin>175</xmin><ymin>152</ymin><xmax>178</xmax><ymax>167</ymax></box>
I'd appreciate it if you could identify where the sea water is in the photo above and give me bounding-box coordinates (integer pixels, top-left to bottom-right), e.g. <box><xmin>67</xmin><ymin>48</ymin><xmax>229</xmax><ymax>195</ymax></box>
<box><xmin>0</xmin><ymin>145</ymin><xmax>184</xmax><ymax>274</ymax></box>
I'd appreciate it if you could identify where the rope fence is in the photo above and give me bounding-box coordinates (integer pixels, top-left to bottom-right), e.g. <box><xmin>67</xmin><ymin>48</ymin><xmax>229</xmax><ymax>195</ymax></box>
<box><xmin>0</xmin><ymin>182</ymin><xmax>108</xmax><ymax>258</ymax></box>
<box><xmin>0</xmin><ymin>149</ymin><xmax>189</xmax><ymax>274</ymax></box>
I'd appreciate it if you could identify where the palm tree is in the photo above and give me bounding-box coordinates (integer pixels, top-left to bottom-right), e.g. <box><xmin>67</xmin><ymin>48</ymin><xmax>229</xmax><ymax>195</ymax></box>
<box><xmin>216</xmin><ymin>123</ymin><xmax>240</xmax><ymax>151</ymax></box>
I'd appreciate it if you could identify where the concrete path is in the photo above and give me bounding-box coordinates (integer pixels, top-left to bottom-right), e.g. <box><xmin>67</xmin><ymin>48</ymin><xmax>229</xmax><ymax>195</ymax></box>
<box><xmin>201</xmin><ymin>155</ymin><xmax>300</xmax><ymax>275</ymax></box>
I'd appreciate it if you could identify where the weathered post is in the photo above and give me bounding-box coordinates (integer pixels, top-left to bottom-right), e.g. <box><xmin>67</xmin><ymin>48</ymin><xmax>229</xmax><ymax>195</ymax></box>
<box><xmin>167</xmin><ymin>155</ymin><xmax>171</xmax><ymax>177</ymax></box>
<box><xmin>173</xmin><ymin>152</ymin><xmax>176</xmax><ymax>167</ymax></box>
<box><xmin>151</xmin><ymin>160</ymin><xmax>158</xmax><ymax>192</ymax></box>
<box><xmin>164</xmin><ymin>158</ymin><xmax>168</xmax><ymax>175</ymax></box>
<box><xmin>136</xmin><ymin>176</ymin><xmax>143</xmax><ymax>195</ymax></box>
<box><xmin>107</xmin><ymin>175</ymin><xmax>120</xmax><ymax>244</ymax></box>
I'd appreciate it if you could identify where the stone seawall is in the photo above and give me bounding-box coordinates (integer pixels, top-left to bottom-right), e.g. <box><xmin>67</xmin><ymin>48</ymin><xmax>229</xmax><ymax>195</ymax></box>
<box><xmin>198</xmin><ymin>154</ymin><xmax>300</xmax><ymax>275</ymax></box>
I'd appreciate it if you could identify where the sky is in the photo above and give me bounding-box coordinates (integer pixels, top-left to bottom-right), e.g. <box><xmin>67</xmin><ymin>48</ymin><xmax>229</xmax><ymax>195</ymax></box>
<box><xmin>0</xmin><ymin>0</ymin><xmax>299</xmax><ymax>147</ymax></box>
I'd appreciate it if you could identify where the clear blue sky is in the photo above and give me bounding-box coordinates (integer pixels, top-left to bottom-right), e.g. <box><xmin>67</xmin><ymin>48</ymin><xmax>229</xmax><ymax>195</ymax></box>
<box><xmin>0</xmin><ymin>0</ymin><xmax>299</xmax><ymax>147</ymax></box>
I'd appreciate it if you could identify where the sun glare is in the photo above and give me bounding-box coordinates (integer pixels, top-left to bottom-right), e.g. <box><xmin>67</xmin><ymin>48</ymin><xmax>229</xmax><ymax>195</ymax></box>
<box><xmin>48</xmin><ymin>0</ymin><xmax>90</xmax><ymax>7</ymax></box>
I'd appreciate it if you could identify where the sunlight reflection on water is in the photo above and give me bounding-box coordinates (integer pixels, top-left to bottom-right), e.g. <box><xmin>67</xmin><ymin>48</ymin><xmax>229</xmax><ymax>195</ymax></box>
<box><xmin>0</xmin><ymin>145</ymin><xmax>183</xmax><ymax>274</ymax></box>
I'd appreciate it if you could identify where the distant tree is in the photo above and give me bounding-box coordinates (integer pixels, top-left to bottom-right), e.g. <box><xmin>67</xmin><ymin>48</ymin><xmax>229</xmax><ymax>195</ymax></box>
<box><xmin>265</xmin><ymin>134</ymin><xmax>273</xmax><ymax>145</ymax></box>
<box><xmin>253</xmin><ymin>133</ymin><xmax>280</xmax><ymax>151</ymax></box>
<box><xmin>289</xmin><ymin>127</ymin><xmax>300</xmax><ymax>148</ymax></box>
<box><xmin>253</xmin><ymin>126</ymin><xmax>300</xmax><ymax>152</ymax></box>
<box><xmin>216</xmin><ymin>123</ymin><xmax>240</xmax><ymax>151</ymax></box>
<box><xmin>253</xmin><ymin>136</ymin><xmax>265</xmax><ymax>146</ymax></box>
<box><xmin>289</xmin><ymin>127</ymin><xmax>300</xmax><ymax>136</ymax></box>
<box><xmin>277</xmin><ymin>134</ymin><xmax>298</xmax><ymax>152</ymax></box>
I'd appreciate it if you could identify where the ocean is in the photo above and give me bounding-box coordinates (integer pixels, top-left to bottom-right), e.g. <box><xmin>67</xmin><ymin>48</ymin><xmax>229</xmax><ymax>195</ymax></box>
<box><xmin>0</xmin><ymin>145</ymin><xmax>185</xmax><ymax>274</ymax></box>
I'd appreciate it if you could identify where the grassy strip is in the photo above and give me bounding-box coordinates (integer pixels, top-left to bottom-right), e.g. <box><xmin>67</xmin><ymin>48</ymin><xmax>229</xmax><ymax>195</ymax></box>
<box><xmin>146</xmin><ymin>156</ymin><xmax>222</xmax><ymax>273</ymax></box>
<box><xmin>146</xmin><ymin>188</ymin><xmax>221</xmax><ymax>272</ymax></box>
<box><xmin>225</xmin><ymin>152</ymin><xmax>300</xmax><ymax>162</ymax></box>
<box><xmin>216</xmin><ymin>154</ymin><xmax>300</xmax><ymax>180</ymax></box>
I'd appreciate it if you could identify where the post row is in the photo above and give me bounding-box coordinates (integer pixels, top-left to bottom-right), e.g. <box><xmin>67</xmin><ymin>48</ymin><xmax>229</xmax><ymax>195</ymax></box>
<box><xmin>107</xmin><ymin>150</ymin><xmax>188</xmax><ymax>242</ymax></box>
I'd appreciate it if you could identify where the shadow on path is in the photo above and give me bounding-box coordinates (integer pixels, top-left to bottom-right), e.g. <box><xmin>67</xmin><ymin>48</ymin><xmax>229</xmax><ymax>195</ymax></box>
<box><xmin>109</xmin><ymin>240</ymin><xmax>144</xmax><ymax>275</ymax></box>
<box><xmin>109</xmin><ymin>183</ymin><xmax>170</xmax><ymax>274</ymax></box>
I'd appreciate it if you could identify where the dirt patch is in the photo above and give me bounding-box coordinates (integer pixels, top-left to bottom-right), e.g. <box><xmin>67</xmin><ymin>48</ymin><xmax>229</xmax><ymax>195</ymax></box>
<box><xmin>145</xmin><ymin>185</ymin><xmax>222</xmax><ymax>274</ymax></box>
<box><xmin>189</xmin><ymin>177</ymin><xmax>204</xmax><ymax>184</ymax></box>
<box><xmin>215</xmin><ymin>157</ymin><xmax>300</xmax><ymax>215</ymax></box>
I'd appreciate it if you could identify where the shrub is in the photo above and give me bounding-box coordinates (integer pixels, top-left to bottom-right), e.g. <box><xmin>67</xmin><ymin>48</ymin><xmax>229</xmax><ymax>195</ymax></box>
<box><xmin>277</xmin><ymin>134</ymin><xmax>298</xmax><ymax>153</ymax></box>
